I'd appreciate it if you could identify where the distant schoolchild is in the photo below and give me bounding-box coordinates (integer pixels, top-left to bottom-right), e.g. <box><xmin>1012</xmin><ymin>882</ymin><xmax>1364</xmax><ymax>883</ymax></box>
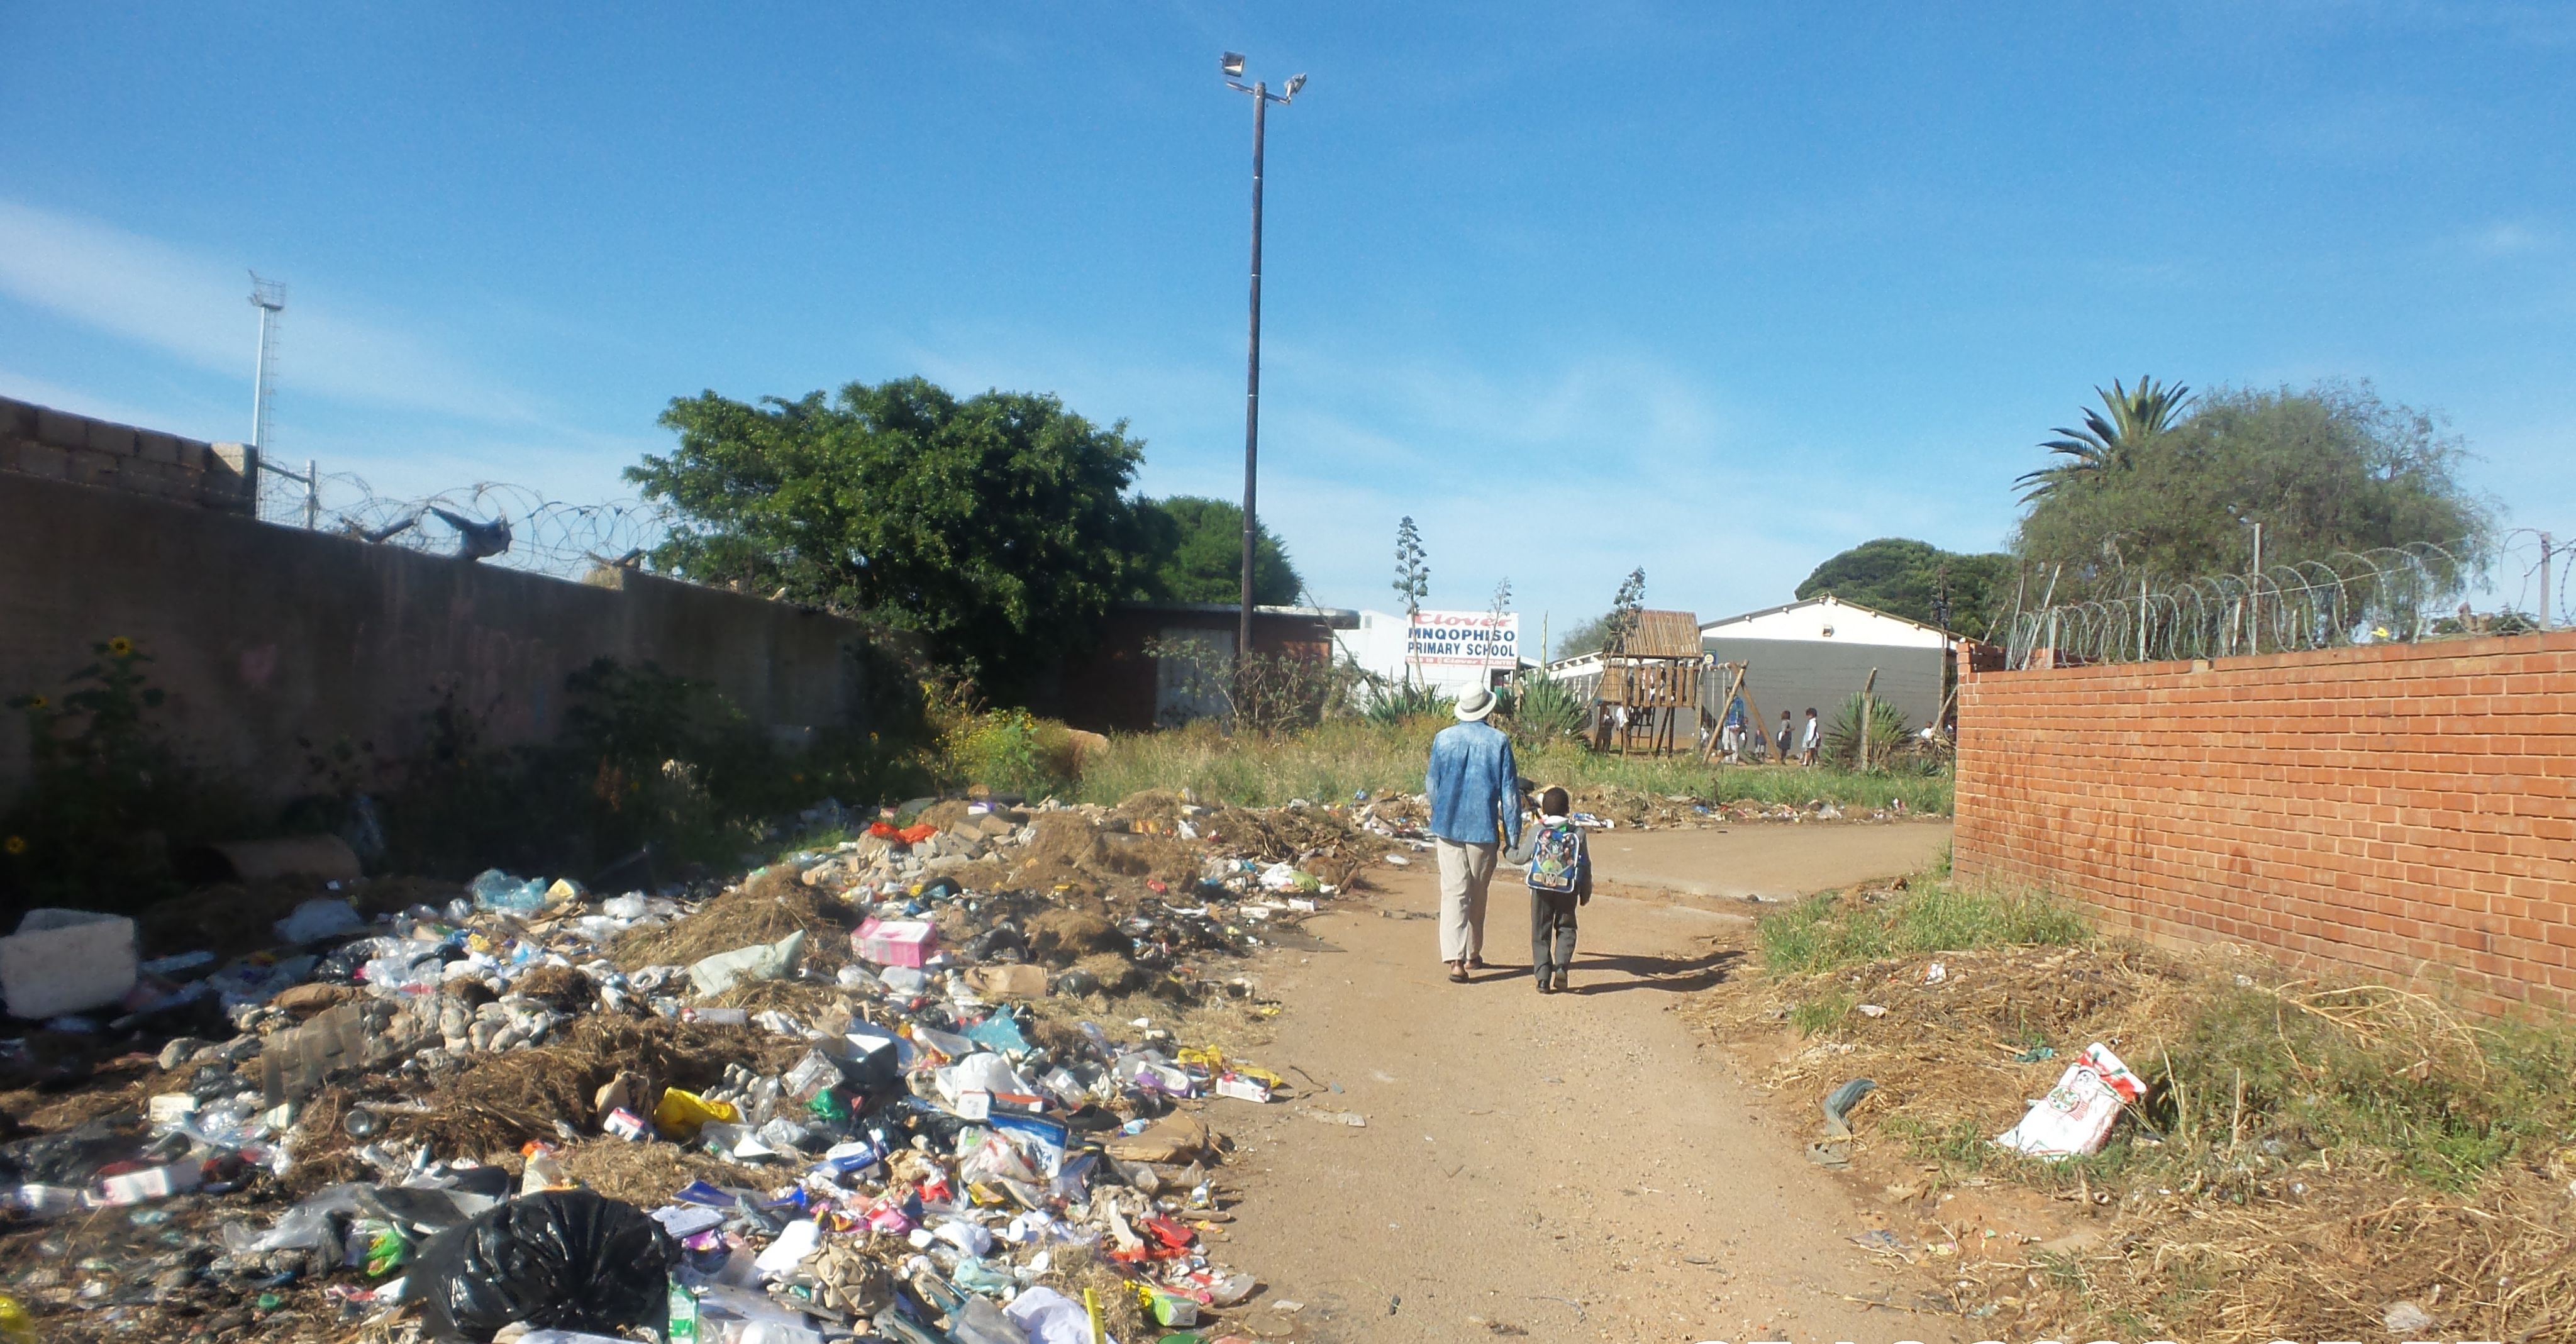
<box><xmin>1801</xmin><ymin>707</ymin><xmax>1821</xmax><ymax>765</ymax></box>
<box><xmin>1776</xmin><ymin>711</ymin><xmax>1795</xmax><ymax>762</ymax></box>
<box><xmin>1506</xmin><ymin>786</ymin><xmax>1592</xmax><ymax>994</ymax></box>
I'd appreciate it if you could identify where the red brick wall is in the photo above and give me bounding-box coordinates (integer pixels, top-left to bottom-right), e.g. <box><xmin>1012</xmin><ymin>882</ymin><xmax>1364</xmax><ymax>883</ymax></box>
<box><xmin>1954</xmin><ymin>631</ymin><xmax>2576</xmax><ymax>1016</ymax></box>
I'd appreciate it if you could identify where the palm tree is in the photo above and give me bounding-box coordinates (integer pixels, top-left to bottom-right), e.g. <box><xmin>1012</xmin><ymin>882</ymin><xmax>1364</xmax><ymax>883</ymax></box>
<box><xmin>2014</xmin><ymin>375</ymin><xmax>2194</xmax><ymax>501</ymax></box>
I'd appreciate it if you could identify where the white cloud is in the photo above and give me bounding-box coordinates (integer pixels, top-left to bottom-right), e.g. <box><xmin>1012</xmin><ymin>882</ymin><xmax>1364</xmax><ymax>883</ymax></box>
<box><xmin>0</xmin><ymin>199</ymin><xmax>547</xmax><ymax>425</ymax></box>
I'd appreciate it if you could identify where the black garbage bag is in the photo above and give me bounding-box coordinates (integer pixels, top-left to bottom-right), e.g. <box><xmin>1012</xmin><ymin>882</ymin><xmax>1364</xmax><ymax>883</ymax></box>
<box><xmin>0</xmin><ymin>1114</ymin><xmax>146</xmax><ymax>1185</ymax></box>
<box><xmin>412</xmin><ymin>1189</ymin><xmax>674</xmax><ymax>1341</ymax></box>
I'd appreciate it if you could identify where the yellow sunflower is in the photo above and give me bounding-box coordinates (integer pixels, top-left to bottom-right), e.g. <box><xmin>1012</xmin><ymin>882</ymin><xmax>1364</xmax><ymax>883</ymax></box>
<box><xmin>106</xmin><ymin>636</ymin><xmax>135</xmax><ymax>657</ymax></box>
<box><xmin>3</xmin><ymin>836</ymin><xmax>26</xmax><ymax>856</ymax></box>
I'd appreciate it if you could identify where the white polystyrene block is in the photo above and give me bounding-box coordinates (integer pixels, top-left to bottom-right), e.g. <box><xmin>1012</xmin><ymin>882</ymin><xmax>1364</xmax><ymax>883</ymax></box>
<box><xmin>1</xmin><ymin>909</ymin><xmax>139</xmax><ymax>1019</ymax></box>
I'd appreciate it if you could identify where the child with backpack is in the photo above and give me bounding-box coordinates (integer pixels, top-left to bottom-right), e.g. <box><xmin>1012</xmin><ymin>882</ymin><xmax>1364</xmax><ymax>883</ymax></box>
<box><xmin>1506</xmin><ymin>786</ymin><xmax>1592</xmax><ymax>993</ymax></box>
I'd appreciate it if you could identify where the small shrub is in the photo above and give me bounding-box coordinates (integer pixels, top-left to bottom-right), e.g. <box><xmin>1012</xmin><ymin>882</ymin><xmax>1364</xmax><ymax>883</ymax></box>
<box><xmin>1823</xmin><ymin>692</ymin><xmax>1911</xmax><ymax>770</ymax></box>
<box><xmin>2</xmin><ymin>638</ymin><xmax>255</xmax><ymax>912</ymax></box>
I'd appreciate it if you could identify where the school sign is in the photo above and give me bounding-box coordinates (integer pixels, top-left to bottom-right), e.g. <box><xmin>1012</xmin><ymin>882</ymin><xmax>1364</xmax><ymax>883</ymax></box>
<box><xmin>1407</xmin><ymin>610</ymin><xmax>1520</xmax><ymax>668</ymax></box>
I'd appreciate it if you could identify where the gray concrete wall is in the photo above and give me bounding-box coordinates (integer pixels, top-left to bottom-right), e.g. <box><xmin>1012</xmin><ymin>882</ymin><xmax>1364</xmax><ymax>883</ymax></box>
<box><xmin>0</xmin><ymin>396</ymin><xmax>257</xmax><ymax>514</ymax></box>
<box><xmin>1701</xmin><ymin>636</ymin><xmax>1944</xmax><ymax>736</ymax></box>
<box><xmin>0</xmin><ymin>472</ymin><xmax>870</xmax><ymax>808</ymax></box>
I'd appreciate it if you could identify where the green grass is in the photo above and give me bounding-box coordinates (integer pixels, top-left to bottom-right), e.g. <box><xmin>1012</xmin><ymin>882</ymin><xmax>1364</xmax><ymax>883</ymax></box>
<box><xmin>1788</xmin><ymin>988</ymin><xmax>1855</xmax><ymax>1036</ymax></box>
<box><xmin>1070</xmin><ymin>716</ymin><xmax>1954</xmax><ymax>813</ymax></box>
<box><xmin>1758</xmin><ymin>879</ymin><xmax>2087</xmax><ymax>974</ymax></box>
<box><xmin>1758</xmin><ymin>872</ymin><xmax>2576</xmax><ymax>1197</ymax></box>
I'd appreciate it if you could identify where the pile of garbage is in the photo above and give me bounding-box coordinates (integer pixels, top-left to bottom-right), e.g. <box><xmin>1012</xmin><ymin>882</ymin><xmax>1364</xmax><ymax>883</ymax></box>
<box><xmin>0</xmin><ymin>793</ymin><xmax>1382</xmax><ymax>1343</ymax></box>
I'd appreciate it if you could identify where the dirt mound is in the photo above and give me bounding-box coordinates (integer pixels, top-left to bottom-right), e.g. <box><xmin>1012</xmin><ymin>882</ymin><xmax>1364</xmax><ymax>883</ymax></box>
<box><xmin>1026</xmin><ymin>907</ymin><xmax>1123</xmax><ymax>966</ymax></box>
<box><xmin>613</xmin><ymin>867</ymin><xmax>855</xmax><ymax>972</ymax></box>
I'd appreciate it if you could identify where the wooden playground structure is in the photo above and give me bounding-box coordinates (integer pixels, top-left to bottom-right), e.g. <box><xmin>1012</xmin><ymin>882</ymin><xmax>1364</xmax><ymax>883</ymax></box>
<box><xmin>1591</xmin><ymin>609</ymin><xmax>1705</xmax><ymax>755</ymax></box>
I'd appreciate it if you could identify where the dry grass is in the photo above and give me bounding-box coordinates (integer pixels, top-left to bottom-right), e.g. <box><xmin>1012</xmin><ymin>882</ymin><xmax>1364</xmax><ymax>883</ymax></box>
<box><xmin>613</xmin><ymin>866</ymin><xmax>857</xmax><ymax>973</ymax></box>
<box><xmin>1074</xmin><ymin>716</ymin><xmax>1956</xmax><ymax>814</ymax></box>
<box><xmin>1690</xmin><ymin>877</ymin><xmax>2576</xmax><ymax>1343</ymax></box>
<box><xmin>385</xmin><ymin>1014</ymin><xmax>804</xmax><ymax>1156</ymax></box>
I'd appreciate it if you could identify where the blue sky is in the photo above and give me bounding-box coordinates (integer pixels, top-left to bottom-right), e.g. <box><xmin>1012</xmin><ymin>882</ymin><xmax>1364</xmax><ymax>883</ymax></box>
<box><xmin>6</xmin><ymin>3</ymin><xmax>2573</xmax><ymax>633</ymax></box>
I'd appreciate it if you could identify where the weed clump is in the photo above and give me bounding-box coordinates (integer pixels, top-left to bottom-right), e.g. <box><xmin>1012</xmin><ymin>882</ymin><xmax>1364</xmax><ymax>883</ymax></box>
<box><xmin>1699</xmin><ymin>874</ymin><xmax>2576</xmax><ymax>1342</ymax></box>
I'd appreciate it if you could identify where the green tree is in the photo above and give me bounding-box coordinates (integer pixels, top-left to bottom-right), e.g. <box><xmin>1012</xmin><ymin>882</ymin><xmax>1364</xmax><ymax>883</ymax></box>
<box><xmin>1553</xmin><ymin>612</ymin><xmax>1616</xmax><ymax>659</ymax></box>
<box><xmin>2014</xmin><ymin>375</ymin><xmax>2194</xmax><ymax>501</ymax></box>
<box><xmin>1796</xmin><ymin>538</ymin><xmax>2015</xmax><ymax>634</ymax></box>
<box><xmin>2011</xmin><ymin>380</ymin><xmax>2494</xmax><ymax>599</ymax></box>
<box><xmin>1134</xmin><ymin>496</ymin><xmax>1302</xmax><ymax>604</ymax></box>
<box><xmin>630</xmin><ymin>377</ymin><xmax>1151</xmax><ymax>696</ymax></box>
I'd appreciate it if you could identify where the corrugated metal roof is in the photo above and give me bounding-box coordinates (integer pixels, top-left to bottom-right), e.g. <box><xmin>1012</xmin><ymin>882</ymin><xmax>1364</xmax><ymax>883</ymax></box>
<box><xmin>1621</xmin><ymin>609</ymin><xmax>1703</xmax><ymax>659</ymax></box>
<box><xmin>1697</xmin><ymin>594</ymin><xmax>1948</xmax><ymax>638</ymax></box>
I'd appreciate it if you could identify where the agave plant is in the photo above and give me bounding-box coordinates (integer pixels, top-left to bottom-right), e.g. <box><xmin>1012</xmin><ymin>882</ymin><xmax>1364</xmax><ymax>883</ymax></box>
<box><xmin>2014</xmin><ymin>375</ymin><xmax>2194</xmax><ymax>502</ymax></box>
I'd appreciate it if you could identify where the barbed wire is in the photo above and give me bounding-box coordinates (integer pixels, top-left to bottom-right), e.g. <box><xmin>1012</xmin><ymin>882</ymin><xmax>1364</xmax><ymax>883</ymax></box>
<box><xmin>253</xmin><ymin>461</ymin><xmax>672</xmax><ymax>580</ymax></box>
<box><xmin>2001</xmin><ymin>536</ymin><xmax>2573</xmax><ymax>669</ymax></box>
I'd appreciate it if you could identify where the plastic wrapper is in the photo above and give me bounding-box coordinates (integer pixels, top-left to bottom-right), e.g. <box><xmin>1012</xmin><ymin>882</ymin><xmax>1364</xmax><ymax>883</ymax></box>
<box><xmin>413</xmin><ymin>1190</ymin><xmax>674</xmax><ymax>1341</ymax></box>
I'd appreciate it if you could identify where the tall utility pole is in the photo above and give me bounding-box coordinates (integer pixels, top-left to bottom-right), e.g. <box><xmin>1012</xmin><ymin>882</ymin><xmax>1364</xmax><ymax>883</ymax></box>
<box><xmin>1221</xmin><ymin>53</ymin><xmax>1307</xmax><ymax>675</ymax></box>
<box><xmin>248</xmin><ymin>274</ymin><xmax>286</xmax><ymax>453</ymax></box>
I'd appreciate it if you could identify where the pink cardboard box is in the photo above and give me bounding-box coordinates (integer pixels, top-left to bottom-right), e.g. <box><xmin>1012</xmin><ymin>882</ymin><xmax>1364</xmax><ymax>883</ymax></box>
<box><xmin>852</xmin><ymin>918</ymin><xmax>938</xmax><ymax>969</ymax></box>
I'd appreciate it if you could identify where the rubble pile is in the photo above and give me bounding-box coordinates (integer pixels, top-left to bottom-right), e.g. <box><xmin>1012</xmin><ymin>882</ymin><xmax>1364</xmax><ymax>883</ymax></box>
<box><xmin>0</xmin><ymin>792</ymin><xmax>1391</xmax><ymax>1344</ymax></box>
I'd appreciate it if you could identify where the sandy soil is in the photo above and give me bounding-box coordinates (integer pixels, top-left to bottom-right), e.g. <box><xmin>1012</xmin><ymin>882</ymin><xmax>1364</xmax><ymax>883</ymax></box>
<box><xmin>1209</xmin><ymin>820</ymin><xmax>1962</xmax><ymax>1343</ymax></box>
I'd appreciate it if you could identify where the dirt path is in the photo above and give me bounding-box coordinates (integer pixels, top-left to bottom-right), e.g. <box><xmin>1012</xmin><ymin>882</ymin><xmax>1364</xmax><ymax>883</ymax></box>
<box><xmin>1589</xmin><ymin>822</ymin><xmax>1952</xmax><ymax>901</ymax></box>
<box><xmin>1211</xmin><ymin>820</ymin><xmax>1957</xmax><ymax>1344</ymax></box>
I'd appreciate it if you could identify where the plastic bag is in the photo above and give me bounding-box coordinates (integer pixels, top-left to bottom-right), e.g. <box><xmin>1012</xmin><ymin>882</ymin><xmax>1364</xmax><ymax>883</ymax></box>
<box><xmin>687</xmin><ymin>931</ymin><xmax>806</xmax><ymax>998</ymax></box>
<box><xmin>413</xmin><ymin>1190</ymin><xmax>675</xmax><ymax>1341</ymax></box>
<box><xmin>936</xmin><ymin>1052</ymin><xmax>1030</xmax><ymax>1104</ymax></box>
<box><xmin>225</xmin><ymin>1182</ymin><xmax>371</xmax><ymax>1255</ymax></box>
<box><xmin>274</xmin><ymin>899</ymin><xmax>365</xmax><ymax>944</ymax></box>
<box><xmin>469</xmin><ymin>870</ymin><xmax>550</xmax><ymax>913</ymax></box>
<box><xmin>1992</xmin><ymin>1042</ymin><xmax>2145</xmax><ymax>1160</ymax></box>
<box><xmin>1004</xmin><ymin>1286</ymin><xmax>1111</xmax><ymax>1344</ymax></box>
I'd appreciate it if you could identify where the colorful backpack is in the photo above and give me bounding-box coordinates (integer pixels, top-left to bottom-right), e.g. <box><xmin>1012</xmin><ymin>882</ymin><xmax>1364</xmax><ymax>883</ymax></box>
<box><xmin>1525</xmin><ymin>822</ymin><xmax>1584</xmax><ymax>894</ymax></box>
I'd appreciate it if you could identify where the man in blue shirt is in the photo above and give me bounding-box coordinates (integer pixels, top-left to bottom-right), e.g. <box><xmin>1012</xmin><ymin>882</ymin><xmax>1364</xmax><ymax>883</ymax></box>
<box><xmin>1424</xmin><ymin>686</ymin><xmax>1523</xmax><ymax>983</ymax></box>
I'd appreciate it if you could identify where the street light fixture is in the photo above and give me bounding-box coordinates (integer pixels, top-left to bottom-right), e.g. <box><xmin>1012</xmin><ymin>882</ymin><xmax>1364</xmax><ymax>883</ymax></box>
<box><xmin>1222</xmin><ymin>52</ymin><xmax>1307</xmax><ymax>681</ymax></box>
